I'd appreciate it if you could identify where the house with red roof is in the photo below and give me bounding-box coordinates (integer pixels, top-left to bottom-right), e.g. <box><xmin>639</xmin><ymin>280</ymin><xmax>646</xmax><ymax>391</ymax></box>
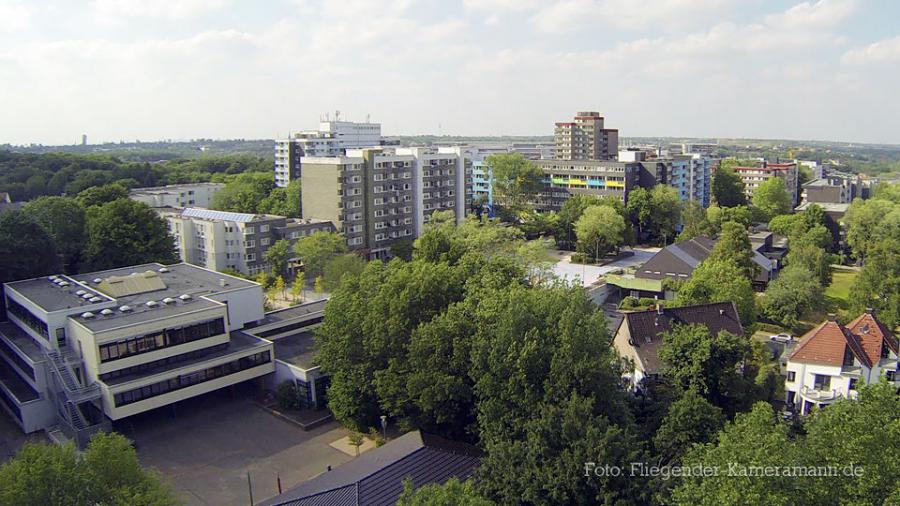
<box><xmin>785</xmin><ymin>311</ymin><xmax>899</xmax><ymax>415</ymax></box>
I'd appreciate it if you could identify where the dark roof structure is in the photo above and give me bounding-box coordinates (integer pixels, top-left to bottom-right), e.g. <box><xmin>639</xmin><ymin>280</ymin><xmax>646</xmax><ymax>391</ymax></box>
<box><xmin>621</xmin><ymin>302</ymin><xmax>744</xmax><ymax>374</ymax></box>
<box><xmin>260</xmin><ymin>431</ymin><xmax>481</xmax><ymax>506</ymax></box>
<box><xmin>635</xmin><ymin>235</ymin><xmax>775</xmax><ymax>284</ymax></box>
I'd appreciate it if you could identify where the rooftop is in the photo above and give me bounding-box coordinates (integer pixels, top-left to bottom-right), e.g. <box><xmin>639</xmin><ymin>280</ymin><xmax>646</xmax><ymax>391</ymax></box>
<box><xmin>795</xmin><ymin>202</ymin><xmax>851</xmax><ymax>214</ymax></box>
<box><xmin>271</xmin><ymin>332</ymin><xmax>318</xmax><ymax>370</ymax></box>
<box><xmin>6</xmin><ymin>274</ymin><xmax>115</xmax><ymax>312</ymax></box>
<box><xmin>789</xmin><ymin>312</ymin><xmax>897</xmax><ymax>368</ymax></box>
<box><xmin>0</xmin><ymin>321</ymin><xmax>46</xmax><ymax>362</ymax></box>
<box><xmin>259</xmin><ymin>431</ymin><xmax>481</xmax><ymax>506</ymax></box>
<box><xmin>129</xmin><ymin>183</ymin><xmax>224</xmax><ymax>195</ymax></box>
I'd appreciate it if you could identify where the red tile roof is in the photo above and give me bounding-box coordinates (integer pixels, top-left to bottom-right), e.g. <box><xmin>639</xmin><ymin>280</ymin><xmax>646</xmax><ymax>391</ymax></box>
<box><xmin>789</xmin><ymin>312</ymin><xmax>895</xmax><ymax>368</ymax></box>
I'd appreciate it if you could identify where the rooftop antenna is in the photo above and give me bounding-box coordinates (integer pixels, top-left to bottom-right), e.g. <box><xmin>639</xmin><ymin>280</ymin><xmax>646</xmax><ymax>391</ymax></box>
<box><xmin>335</xmin><ymin>110</ymin><xmax>341</xmax><ymax>122</ymax></box>
<box><xmin>366</xmin><ymin>113</ymin><xmax>370</xmax><ymax>123</ymax></box>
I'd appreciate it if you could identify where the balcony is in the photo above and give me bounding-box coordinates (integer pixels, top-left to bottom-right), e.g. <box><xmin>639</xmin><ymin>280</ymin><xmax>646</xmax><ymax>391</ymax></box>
<box><xmin>799</xmin><ymin>386</ymin><xmax>846</xmax><ymax>402</ymax></box>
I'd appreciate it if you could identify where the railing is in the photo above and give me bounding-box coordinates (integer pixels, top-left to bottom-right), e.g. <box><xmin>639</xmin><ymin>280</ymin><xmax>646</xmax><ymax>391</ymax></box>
<box><xmin>800</xmin><ymin>386</ymin><xmax>842</xmax><ymax>402</ymax></box>
<box><xmin>45</xmin><ymin>350</ymin><xmax>101</xmax><ymax>404</ymax></box>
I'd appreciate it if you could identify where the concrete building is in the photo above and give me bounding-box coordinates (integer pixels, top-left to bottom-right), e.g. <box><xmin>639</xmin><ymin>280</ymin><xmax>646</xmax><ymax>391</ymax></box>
<box><xmin>0</xmin><ymin>263</ymin><xmax>273</xmax><ymax>446</ymax></box>
<box><xmin>471</xmin><ymin>159</ymin><xmax>493</xmax><ymax>212</ymax></box>
<box><xmin>554</xmin><ymin>111</ymin><xmax>618</xmax><ymax>161</ymax></box>
<box><xmin>785</xmin><ymin>311</ymin><xmax>898</xmax><ymax>415</ymax></box>
<box><xmin>533</xmin><ymin>158</ymin><xmax>666</xmax><ymax>211</ymax></box>
<box><xmin>157</xmin><ymin>208</ymin><xmax>335</xmax><ymax>277</ymax></box>
<box><xmin>274</xmin><ymin>118</ymin><xmax>382</xmax><ymax>187</ymax></box>
<box><xmin>300</xmin><ymin>147</ymin><xmax>466</xmax><ymax>259</ymax></box>
<box><xmin>128</xmin><ymin>183</ymin><xmax>225</xmax><ymax>209</ymax></box>
<box><xmin>732</xmin><ymin>161</ymin><xmax>800</xmax><ymax>206</ymax></box>
<box><xmin>668</xmin><ymin>154</ymin><xmax>713</xmax><ymax>207</ymax></box>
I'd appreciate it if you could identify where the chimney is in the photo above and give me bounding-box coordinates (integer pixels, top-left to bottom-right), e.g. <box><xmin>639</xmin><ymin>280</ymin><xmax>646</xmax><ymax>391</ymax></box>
<box><xmin>219</xmin><ymin>278</ymin><xmax>226</xmax><ymax>287</ymax></box>
<box><xmin>865</xmin><ymin>307</ymin><xmax>875</xmax><ymax>315</ymax></box>
<box><xmin>827</xmin><ymin>313</ymin><xmax>838</xmax><ymax>322</ymax></box>
<box><xmin>656</xmin><ymin>305</ymin><xmax>664</xmax><ymax>316</ymax></box>
<box><xmin>719</xmin><ymin>309</ymin><xmax>725</xmax><ymax>315</ymax></box>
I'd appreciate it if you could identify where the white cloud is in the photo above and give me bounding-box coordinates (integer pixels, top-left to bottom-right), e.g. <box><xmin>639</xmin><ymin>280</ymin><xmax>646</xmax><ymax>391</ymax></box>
<box><xmin>0</xmin><ymin>0</ymin><xmax>31</xmax><ymax>31</ymax></box>
<box><xmin>764</xmin><ymin>0</ymin><xmax>857</xmax><ymax>29</ymax></box>
<box><xmin>530</xmin><ymin>0</ymin><xmax>734</xmax><ymax>32</ymax></box>
<box><xmin>91</xmin><ymin>0</ymin><xmax>229</xmax><ymax>21</ymax></box>
<box><xmin>842</xmin><ymin>35</ymin><xmax>900</xmax><ymax>64</ymax></box>
<box><xmin>462</xmin><ymin>0</ymin><xmax>539</xmax><ymax>11</ymax></box>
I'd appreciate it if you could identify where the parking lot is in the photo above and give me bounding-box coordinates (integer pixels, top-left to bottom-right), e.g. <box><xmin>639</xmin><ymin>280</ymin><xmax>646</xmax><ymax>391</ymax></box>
<box><xmin>120</xmin><ymin>388</ymin><xmax>352</xmax><ymax>506</ymax></box>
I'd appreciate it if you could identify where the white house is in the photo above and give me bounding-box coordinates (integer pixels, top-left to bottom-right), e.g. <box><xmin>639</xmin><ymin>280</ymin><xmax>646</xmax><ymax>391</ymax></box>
<box><xmin>785</xmin><ymin>311</ymin><xmax>899</xmax><ymax>415</ymax></box>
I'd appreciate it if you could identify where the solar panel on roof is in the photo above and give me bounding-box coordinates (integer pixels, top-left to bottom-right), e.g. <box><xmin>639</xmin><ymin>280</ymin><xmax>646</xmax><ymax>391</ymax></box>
<box><xmin>181</xmin><ymin>208</ymin><xmax>256</xmax><ymax>222</ymax></box>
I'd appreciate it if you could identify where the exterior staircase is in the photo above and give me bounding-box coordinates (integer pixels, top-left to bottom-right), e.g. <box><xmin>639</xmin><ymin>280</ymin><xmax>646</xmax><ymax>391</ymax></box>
<box><xmin>43</xmin><ymin>349</ymin><xmax>109</xmax><ymax>448</ymax></box>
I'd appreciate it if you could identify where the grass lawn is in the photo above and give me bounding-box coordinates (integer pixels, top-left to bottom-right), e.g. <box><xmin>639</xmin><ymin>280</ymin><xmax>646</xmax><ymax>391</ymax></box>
<box><xmin>825</xmin><ymin>268</ymin><xmax>857</xmax><ymax>302</ymax></box>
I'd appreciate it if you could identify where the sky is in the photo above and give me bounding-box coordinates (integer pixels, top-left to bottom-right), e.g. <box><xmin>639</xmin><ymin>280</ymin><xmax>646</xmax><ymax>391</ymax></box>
<box><xmin>1</xmin><ymin>0</ymin><xmax>899</xmax><ymax>145</ymax></box>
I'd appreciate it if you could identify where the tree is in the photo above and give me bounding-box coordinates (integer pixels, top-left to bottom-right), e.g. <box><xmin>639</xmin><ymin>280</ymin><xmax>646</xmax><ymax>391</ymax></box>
<box><xmin>658</xmin><ymin>324</ymin><xmax>751</xmax><ymax>414</ymax></box>
<box><xmin>75</xmin><ymin>183</ymin><xmax>129</xmax><ymax>208</ymax></box>
<box><xmin>294</xmin><ymin>231</ymin><xmax>347</xmax><ymax>280</ymax></box>
<box><xmin>751</xmin><ymin>177</ymin><xmax>792</xmax><ymax>220</ymax></box>
<box><xmin>263</xmin><ymin>239</ymin><xmax>291</xmax><ymax>278</ymax></box>
<box><xmin>389</xmin><ymin>239</ymin><xmax>414</xmax><ymax>261</ymax></box>
<box><xmin>626</xmin><ymin>187</ymin><xmax>653</xmax><ymax>238</ymax></box>
<box><xmin>486</xmin><ymin>153</ymin><xmax>543</xmax><ymax>217</ymax></box>
<box><xmin>0</xmin><ymin>432</ymin><xmax>177</xmax><ymax>506</ymax></box>
<box><xmin>314</xmin><ymin>276</ymin><xmax>324</xmax><ymax>293</ymax></box>
<box><xmin>761</xmin><ymin>265</ymin><xmax>824</xmax><ymax>329</ymax></box>
<box><xmin>653</xmin><ymin>389</ymin><xmax>725</xmax><ymax>465</ymax></box>
<box><xmin>708</xmin><ymin>221</ymin><xmax>756</xmax><ymax>280</ymax></box>
<box><xmin>290</xmin><ymin>271</ymin><xmax>305</xmax><ymax>302</ymax></box>
<box><xmin>574</xmin><ymin>205</ymin><xmax>626</xmax><ymax>261</ymax></box>
<box><xmin>711</xmin><ymin>164</ymin><xmax>747</xmax><ymax>207</ymax></box>
<box><xmin>348</xmin><ymin>431</ymin><xmax>364</xmax><ymax>457</ymax></box>
<box><xmin>516</xmin><ymin>239</ymin><xmax>555</xmax><ymax>286</ymax></box>
<box><xmin>0</xmin><ymin>211</ymin><xmax>60</xmax><ymax>286</ymax></box>
<box><xmin>678</xmin><ymin>201</ymin><xmax>714</xmax><ymax>241</ymax></box>
<box><xmin>844</xmin><ymin>198</ymin><xmax>896</xmax><ymax>261</ymax></box>
<box><xmin>706</xmin><ymin>204</ymin><xmax>753</xmax><ymax>232</ymax></box>
<box><xmin>210</xmin><ymin>172</ymin><xmax>275</xmax><ymax>214</ymax></box>
<box><xmin>322</xmin><ymin>254</ymin><xmax>368</xmax><ymax>291</ymax></box>
<box><xmin>22</xmin><ymin>196</ymin><xmax>86</xmax><ymax>272</ymax></box>
<box><xmin>257</xmin><ymin>179</ymin><xmax>301</xmax><ymax>218</ymax></box>
<box><xmin>397</xmin><ymin>478</ymin><xmax>494</xmax><ymax>506</ymax></box>
<box><xmin>849</xmin><ymin>238</ymin><xmax>900</xmax><ymax>328</ymax></box>
<box><xmin>82</xmin><ymin>200</ymin><xmax>178</xmax><ymax>271</ymax></box>
<box><xmin>678</xmin><ymin>260</ymin><xmax>756</xmax><ymax>326</ymax></box>
<box><xmin>784</xmin><ymin>242</ymin><xmax>833</xmax><ymax>286</ymax></box>
<box><xmin>273</xmin><ymin>275</ymin><xmax>286</xmax><ymax>300</ymax></box>
<box><xmin>649</xmin><ymin>185</ymin><xmax>682</xmax><ymax>245</ymax></box>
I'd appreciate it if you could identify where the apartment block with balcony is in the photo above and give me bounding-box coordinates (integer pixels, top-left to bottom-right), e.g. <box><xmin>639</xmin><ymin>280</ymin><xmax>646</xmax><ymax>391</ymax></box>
<box><xmin>534</xmin><ymin>160</ymin><xmax>647</xmax><ymax>211</ymax></box>
<box><xmin>274</xmin><ymin>119</ymin><xmax>382</xmax><ymax>187</ymax></box>
<box><xmin>732</xmin><ymin>161</ymin><xmax>800</xmax><ymax>206</ymax></box>
<box><xmin>0</xmin><ymin>263</ymin><xmax>272</xmax><ymax>446</ymax></box>
<box><xmin>668</xmin><ymin>154</ymin><xmax>712</xmax><ymax>207</ymax></box>
<box><xmin>784</xmin><ymin>311</ymin><xmax>898</xmax><ymax>415</ymax></box>
<box><xmin>554</xmin><ymin>111</ymin><xmax>619</xmax><ymax>161</ymax></box>
<box><xmin>300</xmin><ymin>147</ymin><xmax>466</xmax><ymax>259</ymax></box>
<box><xmin>158</xmin><ymin>208</ymin><xmax>335</xmax><ymax>277</ymax></box>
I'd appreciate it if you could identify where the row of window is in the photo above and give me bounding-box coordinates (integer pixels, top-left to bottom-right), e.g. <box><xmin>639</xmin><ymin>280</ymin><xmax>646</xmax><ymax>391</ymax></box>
<box><xmin>112</xmin><ymin>351</ymin><xmax>272</xmax><ymax>407</ymax></box>
<box><xmin>7</xmin><ymin>299</ymin><xmax>48</xmax><ymax>339</ymax></box>
<box><xmin>99</xmin><ymin>344</ymin><xmax>228</xmax><ymax>382</ymax></box>
<box><xmin>99</xmin><ymin>318</ymin><xmax>226</xmax><ymax>363</ymax></box>
<box><xmin>0</xmin><ymin>338</ymin><xmax>35</xmax><ymax>381</ymax></box>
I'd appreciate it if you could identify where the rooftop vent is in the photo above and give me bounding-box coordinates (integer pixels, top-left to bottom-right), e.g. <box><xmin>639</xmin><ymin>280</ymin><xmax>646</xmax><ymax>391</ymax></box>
<box><xmin>89</xmin><ymin>297</ymin><xmax>102</xmax><ymax>303</ymax></box>
<box><xmin>75</xmin><ymin>290</ymin><xmax>87</xmax><ymax>296</ymax></box>
<box><xmin>219</xmin><ymin>279</ymin><xmax>227</xmax><ymax>287</ymax></box>
<box><xmin>58</xmin><ymin>281</ymin><xmax>70</xmax><ymax>287</ymax></box>
<box><xmin>119</xmin><ymin>305</ymin><xmax>132</xmax><ymax>312</ymax></box>
<box><xmin>100</xmin><ymin>308</ymin><xmax>114</xmax><ymax>316</ymax></box>
<box><xmin>81</xmin><ymin>312</ymin><xmax>94</xmax><ymax>319</ymax></box>
<box><xmin>145</xmin><ymin>300</ymin><xmax>159</xmax><ymax>308</ymax></box>
<box><xmin>48</xmin><ymin>276</ymin><xmax>59</xmax><ymax>281</ymax></box>
<box><xmin>162</xmin><ymin>297</ymin><xmax>176</xmax><ymax>305</ymax></box>
<box><xmin>93</xmin><ymin>278</ymin><xmax>102</xmax><ymax>284</ymax></box>
<box><xmin>159</xmin><ymin>267</ymin><xmax>170</xmax><ymax>273</ymax></box>
<box><xmin>644</xmin><ymin>336</ymin><xmax>652</xmax><ymax>344</ymax></box>
<box><xmin>81</xmin><ymin>293</ymin><xmax>93</xmax><ymax>300</ymax></box>
<box><xmin>179</xmin><ymin>294</ymin><xmax>192</xmax><ymax>301</ymax></box>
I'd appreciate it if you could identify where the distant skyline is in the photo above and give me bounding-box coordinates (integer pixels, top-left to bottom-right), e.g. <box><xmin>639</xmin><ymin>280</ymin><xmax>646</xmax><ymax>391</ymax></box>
<box><xmin>2</xmin><ymin>0</ymin><xmax>899</xmax><ymax>145</ymax></box>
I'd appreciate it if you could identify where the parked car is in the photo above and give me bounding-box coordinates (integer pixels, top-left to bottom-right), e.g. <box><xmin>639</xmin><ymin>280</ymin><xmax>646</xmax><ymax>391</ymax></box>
<box><xmin>770</xmin><ymin>333</ymin><xmax>793</xmax><ymax>344</ymax></box>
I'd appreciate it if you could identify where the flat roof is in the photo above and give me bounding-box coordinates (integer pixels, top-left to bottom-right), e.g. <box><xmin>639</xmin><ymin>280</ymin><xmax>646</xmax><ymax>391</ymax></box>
<box><xmin>271</xmin><ymin>331</ymin><xmax>318</xmax><ymax>370</ymax></box>
<box><xmin>247</xmin><ymin>300</ymin><xmax>327</xmax><ymax>328</ymax></box>
<box><xmin>0</xmin><ymin>322</ymin><xmax>45</xmax><ymax>362</ymax></box>
<box><xmin>6</xmin><ymin>275</ymin><xmax>115</xmax><ymax>312</ymax></box>
<box><xmin>101</xmin><ymin>330</ymin><xmax>270</xmax><ymax>387</ymax></box>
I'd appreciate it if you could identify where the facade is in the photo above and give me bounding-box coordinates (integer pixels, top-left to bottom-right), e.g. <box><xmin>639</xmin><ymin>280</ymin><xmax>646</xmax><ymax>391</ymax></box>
<box><xmin>471</xmin><ymin>159</ymin><xmax>493</xmax><ymax>211</ymax></box>
<box><xmin>259</xmin><ymin>430</ymin><xmax>481</xmax><ymax>506</ymax></box>
<box><xmin>554</xmin><ymin>111</ymin><xmax>619</xmax><ymax>161</ymax></box>
<box><xmin>158</xmin><ymin>208</ymin><xmax>335</xmax><ymax>276</ymax></box>
<box><xmin>274</xmin><ymin>119</ymin><xmax>382</xmax><ymax>187</ymax></box>
<box><xmin>613</xmin><ymin>302</ymin><xmax>744</xmax><ymax>388</ymax></box>
<box><xmin>785</xmin><ymin>312</ymin><xmax>898</xmax><ymax>415</ymax></box>
<box><xmin>300</xmin><ymin>147</ymin><xmax>465</xmax><ymax>259</ymax></box>
<box><xmin>668</xmin><ymin>154</ymin><xmax>712</xmax><ymax>207</ymax></box>
<box><xmin>800</xmin><ymin>168</ymin><xmax>868</xmax><ymax>205</ymax></box>
<box><xmin>0</xmin><ymin>263</ymin><xmax>272</xmax><ymax>446</ymax></box>
<box><xmin>533</xmin><ymin>159</ymin><xmax>666</xmax><ymax>211</ymax></box>
<box><xmin>732</xmin><ymin>161</ymin><xmax>800</xmax><ymax>206</ymax></box>
<box><xmin>128</xmin><ymin>183</ymin><xmax>225</xmax><ymax>209</ymax></box>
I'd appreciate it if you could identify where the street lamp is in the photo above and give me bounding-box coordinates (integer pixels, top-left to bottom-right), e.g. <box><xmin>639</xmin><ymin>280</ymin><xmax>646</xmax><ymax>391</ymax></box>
<box><xmin>380</xmin><ymin>415</ymin><xmax>387</xmax><ymax>441</ymax></box>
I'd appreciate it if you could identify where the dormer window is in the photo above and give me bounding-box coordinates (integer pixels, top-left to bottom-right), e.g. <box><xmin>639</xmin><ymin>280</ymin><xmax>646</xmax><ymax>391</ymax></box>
<box><xmin>842</xmin><ymin>346</ymin><xmax>855</xmax><ymax>367</ymax></box>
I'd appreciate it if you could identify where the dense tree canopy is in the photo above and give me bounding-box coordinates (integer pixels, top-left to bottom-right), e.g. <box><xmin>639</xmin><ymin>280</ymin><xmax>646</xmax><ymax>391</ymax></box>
<box><xmin>0</xmin><ymin>211</ymin><xmax>60</xmax><ymax>285</ymax></box>
<box><xmin>849</xmin><ymin>237</ymin><xmax>900</xmax><ymax>328</ymax></box>
<box><xmin>22</xmin><ymin>196</ymin><xmax>86</xmax><ymax>272</ymax></box>
<box><xmin>575</xmin><ymin>204</ymin><xmax>626</xmax><ymax>260</ymax></box>
<box><xmin>82</xmin><ymin>199</ymin><xmax>178</xmax><ymax>271</ymax></box>
<box><xmin>708</xmin><ymin>221</ymin><xmax>756</xmax><ymax>280</ymax></box>
<box><xmin>76</xmin><ymin>183</ymin><xmax>128</xmax><ymax>208</ymax></box>
<box><xmin>751</xmin><ymin>177</ymin><xmax>793</xmax><ymax>220</ymax></box>
<box><xmin>843</xmin><ymin>197</ymin><xmax>897</xmax><ymax>261</ymax></box>
<box><xmin>210</xmin><ymin>172</ymin><xmax>276</xmax><ymax>214</ymax></box>
<box><xmin>761</xmin><ymin>265</ymin><xmax>824</xmax><ymax>330</ymax></box>
<box><xmin>397</xmin><ymin>478</ymin><xmax>494</xmax><ymax>506</ymax></box>
<box><xmin>293</xmin><ymin>231</ymin><xmax>347</xmax><ymax>280</ymax></box>
<box><xmin>486</xmin><ymin>153</ymin><xmax>544</xmax><ymax>218</ymax></box>
<box><xmin>711</xmin><ymin>163</ymin><xmax>748</xmax><ymax>208</ymax></box>
<box><xmin>0</xmin><ymin>432</ymin><xmax>177</xmax><ymax>506</ymax></box>
<box><xmin>626</xmin><ymin>185</ymin><xmax>681</xmax><ymax>245</ymax></box>
<box><xmin>677</xmin><ymin>259</ymin><xmax>756</xmax><ymax>326</ymax></box>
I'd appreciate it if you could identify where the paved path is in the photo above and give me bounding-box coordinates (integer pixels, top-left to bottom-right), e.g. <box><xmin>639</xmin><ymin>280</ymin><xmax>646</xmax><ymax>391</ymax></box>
<box><xmin>552</xmin><ymin>248</ymin><xmax>659</xmax><ymax>287</ymax></box>
<box><xmin>126</xmin><ymin>392</ymin><xmax>352</xmax><ymax>506</ymax></box>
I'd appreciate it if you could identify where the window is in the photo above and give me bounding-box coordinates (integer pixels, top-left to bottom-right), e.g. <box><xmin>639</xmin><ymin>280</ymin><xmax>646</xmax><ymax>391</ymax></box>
<box><xmin>99</xmin><ymin>318</ymin><xmax>225</xmax><ymax>363</ymax></box>
<box><xmin>245</xmin><ymin>240</ymin><xmax>255</xmax><ymax>248</ymax></box>
<box><xmin>260</xmin><ymin>238</ymin><xmax>270</xmax><ymax>246</ymax></box>
<box><xmin>374</xmin><ymin>198</ymin><xmax>384</xmax><ymax>205</ymax></box>
<box><xmin>245</xmin><ymin>227</ymin><xmax>255</xmax><ymax>235</ymax></box>
<box><xmin>813</xmin><ymin>374</ymin><xmax>831</xmax><ymax>391</ymax></box>
<box><xmin>848</xmin><ymin>378</ymin><xmax>858</xmax><ymax>390</ymax></box>
<box><xmin>786</xmin><ymin>371</ymin><xmax>795</xmax><ymax>382</ymax></box>
<box><xmin>887</xmin><ymin>369</ymin><xmax>897</xmax><ymax>382</ymax></box>
<box><xmin>260</xmin><ymin>225</ymin><xmax>270</xmax><ymax>233</ymax></box>
<box><xmin>246</xmin><ymin>253</ymin><xmax>256</xmax><ymax>261</ymax></box>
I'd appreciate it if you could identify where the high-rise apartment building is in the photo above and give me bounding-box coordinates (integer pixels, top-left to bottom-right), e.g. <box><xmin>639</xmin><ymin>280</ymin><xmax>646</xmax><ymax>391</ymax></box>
<box><xmin>274</xmin><ymin>118</ymin><xmax>382</xmax><ymax>187</ymax></box>
<box><xmin>0</xmin><ymin>264</ymin><xmax>272</xmax><ymax>446</ymax></box>
<box><xmin>129</xmin><ymin>183</ymin><xmax>225</xmax><ymax>209</ymax></box>
<box><xmin>157</xmin><ymin>208</ymin><xmax>335</xmax><ymax>276</ymax></box>
<box><xmin>300</xmin><ymin>147</ymin><xmax>466</xmax><ymax>259</ymax></box>
<box><xmin>732</xmin><ymin>161</ymin><xmax>800</xmax><ymax>206</ymax></box>
<box><xmin>668</xmin><ymin>154</ymin><xmax>712</xmax><ymax>207</ymax></box>
<box><xmin>554</xmin><ymin>111</ymin><xmax>618</xmax><ymax>161</ymax></box>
